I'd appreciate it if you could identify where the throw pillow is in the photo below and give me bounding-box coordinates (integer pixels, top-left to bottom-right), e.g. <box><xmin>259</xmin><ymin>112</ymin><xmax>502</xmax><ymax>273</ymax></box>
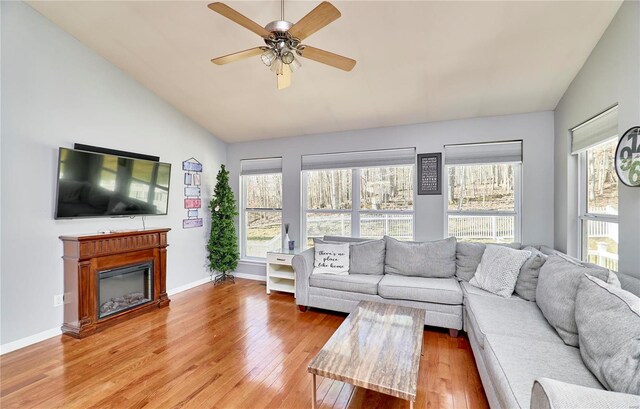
<box><xmin>514</xmin><ymin>246</ymin><xmax>547</xmax><ymax>301</ymax></box>
<box><xmin>314</xmin><ymin>238</ymin><xmax>385</xmax><ymax>275</ymax></box>
<box><xmin>535</xmin><ymin>255</ymin><xmax>609</xmax><ymax>346</ymax></box>
<box><xmin>455</xmin><ymin>242</ymin><xmax>523</xmax><ymax>282</ymax></box>
<box><xmin>575</xmin><ymin>274</ymin><xmax>640</xmax><ymax>395</ymax></box>
<box><xmin>469</xmin><ymin>245</ymin><xmax>531</xmax><ymax>298</ymax></box>
<box><xmin>455</xmin><ymin>242</ymin><xmax>486</xmax><ymax>281</ymax></box>
<box><xmin>384</xmin><ymin>236</ymin><xmax>457</xmax><ymax>278</ymax></box>
<box><xmin>313</xmin><ymin>242</ymin><xmax>349</xmax><ymax>275</ymax></box>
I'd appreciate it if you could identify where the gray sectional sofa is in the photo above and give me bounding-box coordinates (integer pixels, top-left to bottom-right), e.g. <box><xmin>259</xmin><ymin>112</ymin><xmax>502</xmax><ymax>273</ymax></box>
<box><xmin>292</xmin><ymin>235</ymin><xmax>640</xmax><ymax>409</ymax></box>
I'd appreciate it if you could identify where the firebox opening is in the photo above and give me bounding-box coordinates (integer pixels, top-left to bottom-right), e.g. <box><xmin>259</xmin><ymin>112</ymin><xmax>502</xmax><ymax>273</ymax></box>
<box><xmin>98</xmin><ymin>262</ymin><xmax>153</xmax><ymax>319</ymax></box>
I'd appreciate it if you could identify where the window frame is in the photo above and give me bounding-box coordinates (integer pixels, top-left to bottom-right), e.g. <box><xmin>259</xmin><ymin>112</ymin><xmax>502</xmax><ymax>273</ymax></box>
<box><xmin>301</xmin><ymin>167</ymin><xmax>416</xmax><ymax>248</ymax></box>
<box><xmin>444</xmin><ymin>162</ymin><xmax>522</xmax><ymax>243</ymax></box>
<box><xmin>577</xmin><ymin>138</ymin><xmax>619</xmax><ymax>270</ymax></box>
<box><xmin>239</xmin><ymin>172</ymin><xmax>283</xmax><ymax>261</ymax></box>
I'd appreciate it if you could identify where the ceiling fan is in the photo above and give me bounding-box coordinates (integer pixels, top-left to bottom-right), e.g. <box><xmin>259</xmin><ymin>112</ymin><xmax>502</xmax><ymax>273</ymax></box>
<box><xmin>208</xmin><ymin>1</ymin><xmax>356</xmax><ymax>90</ymax></box>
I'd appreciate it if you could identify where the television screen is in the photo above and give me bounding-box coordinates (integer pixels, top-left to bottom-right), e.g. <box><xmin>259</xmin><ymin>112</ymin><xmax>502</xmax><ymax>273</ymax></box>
<box><xmin>55</xmin><ymin>148</ymin><xmax>171</xmax><ymax>219</ymax></box>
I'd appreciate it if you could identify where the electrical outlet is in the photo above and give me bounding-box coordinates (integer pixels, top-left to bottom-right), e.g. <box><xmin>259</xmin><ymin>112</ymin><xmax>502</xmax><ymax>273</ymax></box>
<box><xmin>54</xmin><ymin>294</ymin><xmax>64</xmax><ymax>307</ymax></box>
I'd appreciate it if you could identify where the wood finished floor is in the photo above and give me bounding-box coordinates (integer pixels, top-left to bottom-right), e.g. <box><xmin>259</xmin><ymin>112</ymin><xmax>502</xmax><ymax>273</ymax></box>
<box><xmin>0</xmin><ymin>279</ymin><xmax>489</xmax><ymax>409</ymax></box>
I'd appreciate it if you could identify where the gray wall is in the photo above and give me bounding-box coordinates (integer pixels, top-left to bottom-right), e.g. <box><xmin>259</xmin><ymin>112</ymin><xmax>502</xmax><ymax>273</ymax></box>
<box><xmin>554</xmin><ymin>0</ymin><xmax>640</xmax><ymax>279</ymax></box>
<box><xmin>228</xmin><ymin>111</ymin><xmax>555</xmax><ymax>277</ymax></box>
<box><xmin>1</xmin><ymin>2</ymin><xmax>226</xmax><ymax>346</ymax></box>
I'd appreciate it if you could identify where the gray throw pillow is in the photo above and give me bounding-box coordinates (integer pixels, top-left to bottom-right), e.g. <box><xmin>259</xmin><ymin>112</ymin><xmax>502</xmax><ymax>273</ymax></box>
<box><xmin>469</xmin><ymin>245</ymin><xmax>531</xmax><ymax>298</ymax></box>
<box><xmin>514</xmin><ymin>246</ymin><xmax>547</xmax><ymax>301</ymax></box>
<box><xmin>575</xmin><ymin>274</ymin><xmax>640</xmax><ymax>395</ymax></box>
<box><xmin>384</xmin><ymin>236</ymin><xmax>457</xmax><ymax>278</ymax></box>
<box><xmin>536</xmin><ymin>255</ymin><xmax>609</xmax><ymax>346</ymax></box>
<box><xmin>314</xmin><ymin>238</ymin><xmax>385</xmax><ymax>275</ymax></box>
<box><xmin>455</xmin><ymin>241</ymin><xmax>523</xmax><ymax>282</ymax></box>
<box><xmin>455</xmin><ymin>242</ymin><xmax>486</xmax><ymax>281</ymax></box>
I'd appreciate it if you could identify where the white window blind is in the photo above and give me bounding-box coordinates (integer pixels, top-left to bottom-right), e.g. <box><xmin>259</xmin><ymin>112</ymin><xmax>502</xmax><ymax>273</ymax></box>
<box><xmin>444</xmin><ymin>141</ymin><xmax>522</xmax><ymax>165</ymax></box>
<box><xmin>571</xmin><ymin>106</ymin><xmax>618</xmax><ymax>154</ymax></box>
<box><xmin>301</xmin><ymin>148</ymin><xmax>415</xmax><ymax>171</ymax></box>
<box><xmin>240</xmin><ymin>157</ymin><xmax>282</xmax><ymax>175</ymax></box>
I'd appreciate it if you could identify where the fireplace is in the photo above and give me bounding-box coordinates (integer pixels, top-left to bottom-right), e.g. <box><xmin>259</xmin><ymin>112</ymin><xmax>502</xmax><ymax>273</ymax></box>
<box><xmin>98</xmin><ymin>262</ymin><xmax>153</xmax><ymax>319</ymax></box>
<box><xmin>60</xmin><ymin>228</ymin><xmax>170</xmax><ymax>338</ymax></box>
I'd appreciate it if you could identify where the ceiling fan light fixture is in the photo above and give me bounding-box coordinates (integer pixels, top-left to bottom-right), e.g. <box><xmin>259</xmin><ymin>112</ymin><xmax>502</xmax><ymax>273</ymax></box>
<box><xmin>260</xmin><ymin>49</ymin><xmax>277</xmax><ymax>66</ymax></box>
<box><xmin>288</xmin><ymin>57</ymin><xmax>302</xmax><ymax>72</ymax></box>
<box><xmin>281</xmin><ymin>50</ymin><xmax>295</xmax><ymax>65</ymax></box>
<box><xmin>270</xmin><ymin>58</ymin><xmax>284</xmax><ymax>75</ymax></box>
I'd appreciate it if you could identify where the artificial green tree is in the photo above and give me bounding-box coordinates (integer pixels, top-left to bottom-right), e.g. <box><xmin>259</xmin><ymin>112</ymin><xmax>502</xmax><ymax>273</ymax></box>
<box><xmin>208</xmin><ymin>164</ymin><xmax>239</xmax><ymax>284</ymax></box>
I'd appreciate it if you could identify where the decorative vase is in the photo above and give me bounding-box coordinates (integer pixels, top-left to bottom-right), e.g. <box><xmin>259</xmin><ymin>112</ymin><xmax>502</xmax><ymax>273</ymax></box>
<box><xmin>285</xmin><ymin>233</ymin><xmax>290</xmax><ymax>248</ymax></box>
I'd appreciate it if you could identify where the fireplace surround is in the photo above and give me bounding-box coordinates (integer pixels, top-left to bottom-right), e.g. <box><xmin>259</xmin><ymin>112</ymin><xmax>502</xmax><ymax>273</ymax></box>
<box><xmin>60</xmin><ymin>228</ymin><xmax>170</xmax><ymax>338</ymax></box>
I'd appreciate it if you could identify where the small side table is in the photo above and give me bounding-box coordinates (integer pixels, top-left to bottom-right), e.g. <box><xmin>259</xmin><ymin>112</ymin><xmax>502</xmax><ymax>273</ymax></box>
<box><xmin>266</xmin><ymin>248</ymin><xmax>302</xmax><ymax>296</ymax></box>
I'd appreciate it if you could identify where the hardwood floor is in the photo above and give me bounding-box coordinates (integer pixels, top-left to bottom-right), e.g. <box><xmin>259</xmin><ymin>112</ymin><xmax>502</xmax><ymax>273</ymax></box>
<box><xmin>0</xmin><ymin>279</ymin><xmax>489</xmax><ymax>409</ymax></box>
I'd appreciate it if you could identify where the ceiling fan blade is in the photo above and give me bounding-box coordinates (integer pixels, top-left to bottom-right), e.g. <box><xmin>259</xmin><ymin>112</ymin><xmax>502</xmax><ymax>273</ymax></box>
<box><xmin>277</xmin><ymin>64</ymin><xmax>292</xmax><ymax>90</ymax></box>
<box><xmin>211</xmin><ymin>47</ymin><xmax>264</xmax><ymax>65</ymax></box>
<box><xmin>299</xmin><ymin>46</ymin><xmax>356</xmax><ymax>71</ymax></box>
<box><xmin>208</xmin><ymin>2</ymin><xmax>271</xmax><ymax>38</ymax></box>
<box><xmin>288</xmin><ymin>1</ymin><xmax>341</xmax><ymax>41</ymax></box>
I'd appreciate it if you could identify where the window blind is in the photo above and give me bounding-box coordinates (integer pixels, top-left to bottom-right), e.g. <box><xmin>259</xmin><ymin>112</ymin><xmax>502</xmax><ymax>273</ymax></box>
<box><xmin>301</xmin><ymin>148</ymin><xmax>415</xmax><ymax>171</ymax></box>
<box><xmin>240</xmin><ymin>157</ymin><xmax>282</xmax><ymax>175</ymax></box>
<box><xmin>444</xmin><ymin>141</ymin><xmax>522</xmax><ymax>165</ymax></box>
<box><xmin>571</xmin><ymin>106</ymin><xmax>618</xmax><ymax>154</ymax></box>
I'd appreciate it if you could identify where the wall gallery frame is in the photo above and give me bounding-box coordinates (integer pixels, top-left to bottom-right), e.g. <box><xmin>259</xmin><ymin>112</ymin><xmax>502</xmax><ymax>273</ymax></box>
<box><xmin>417</xmin><ymin>152</ymin><xmax>442</xmax><ymax>195</ymax></box>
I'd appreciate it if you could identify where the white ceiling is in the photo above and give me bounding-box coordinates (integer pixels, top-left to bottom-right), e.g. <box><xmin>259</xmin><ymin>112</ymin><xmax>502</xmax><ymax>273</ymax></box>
<box><xmin>27</xmin><ymin>1</ymin><xmax>621</xmax><ymax>143</ymax></box>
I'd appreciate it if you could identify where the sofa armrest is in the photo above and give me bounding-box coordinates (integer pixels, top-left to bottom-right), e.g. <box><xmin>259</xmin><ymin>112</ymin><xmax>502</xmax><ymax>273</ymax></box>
<box><xmin>293</xmin><ymin>248</ymin><xmax>315</xmax><ymax>307</ymax></box>
<box><xmin>531</xmin><ymin>378</ymin><xmax>640</xmax><ymax>409</ymax></box>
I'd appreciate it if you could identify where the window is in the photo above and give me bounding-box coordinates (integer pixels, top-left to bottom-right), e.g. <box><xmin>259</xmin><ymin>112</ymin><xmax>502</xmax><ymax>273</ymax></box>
<box><xmin>302</xmin><ymin>149</ymin><xmax>415</xmax><ymax>247</ymax></box>
<box><xmin>445</xmin><ymin>141</ymin><xmax>522</xmax><ymax>243</ymax></box>
<box><xmin>240</xmin><ymin>158</ymin><xmax>282</xmax><ymax>259</ymax></box>
<box><xmin>573</xmin><ymin>107</ymin><xmax>619</xmax><ymax>271</ymax></box>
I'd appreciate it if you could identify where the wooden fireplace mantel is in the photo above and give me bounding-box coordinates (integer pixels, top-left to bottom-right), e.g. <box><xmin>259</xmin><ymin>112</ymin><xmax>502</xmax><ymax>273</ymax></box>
<box><xmin>60</xmin><ymin>228</ymin><xmax>171</xmax><ymax>338</ymax></box>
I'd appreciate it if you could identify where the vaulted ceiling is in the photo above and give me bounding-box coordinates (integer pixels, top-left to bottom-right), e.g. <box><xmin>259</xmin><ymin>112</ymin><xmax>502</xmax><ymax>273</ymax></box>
<box><xmin>27</xmin><ymin>1</ymin><xmax>621</xmax><ymax>143</ymax></box>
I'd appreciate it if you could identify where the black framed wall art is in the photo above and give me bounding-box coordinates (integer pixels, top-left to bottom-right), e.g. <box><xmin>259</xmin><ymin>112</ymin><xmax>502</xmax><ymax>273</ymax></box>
<box><xmin>417</xmin><ymin>152</ymin><xmax>442</xmax><ymax>195</ymax></box>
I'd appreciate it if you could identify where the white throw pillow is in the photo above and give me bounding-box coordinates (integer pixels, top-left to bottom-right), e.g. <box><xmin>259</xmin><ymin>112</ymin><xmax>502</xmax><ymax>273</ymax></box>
<box><xmin>470</xmin><ymin>245</ymin><xmax>531</xmax><ymax>297</ymax></box>
<box><xmin>313</xmin><ymin>243</ymin><xmax>350</xmax><ymax>275</ymax></box>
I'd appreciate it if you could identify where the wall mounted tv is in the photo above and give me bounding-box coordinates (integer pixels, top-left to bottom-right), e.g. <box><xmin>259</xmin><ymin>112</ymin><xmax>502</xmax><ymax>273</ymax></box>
<box><xmin>55</xmin><ymin>147</ymin><xmax>172</xmax><ymax>219</ymax></box>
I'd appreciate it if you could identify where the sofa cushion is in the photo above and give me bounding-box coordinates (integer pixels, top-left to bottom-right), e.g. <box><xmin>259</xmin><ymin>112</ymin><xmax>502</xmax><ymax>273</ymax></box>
<box><xmin>482</xmin><ymin>334</ymin><xmax>603</xmax><ymax>409</ymax></box>
<box><xmin>378</xmin><ymin>275</ymin><xmax>463</xmax><ymax>305</ymax></box>
<box><xmin>575</xmin><ymin>274</ymin><xmax>640</xmax><ymax>394</ymax></box>
<box><xmin>455</xmin><ymin>242</ymin><xmax>485</xmax><ymax>281</ymax></box>
<box><xmin>315</xmin><ymin>238</ymin><xmax>386</xmax><ymax>275</ymax></box>
<box><xmin>309</xmin><ymin>273</ymin><xmax>382</xmax><ymax>295</ymax></box>
<box><xmin>514</xmin><ymin>246</ymin><xmax>547</xmax><ymax>301</ymax></box>
<box><xmin>470</xmin><ymin>245</ymin><xmax>531</xmax><ymax>298</ymax></box>
<box><xmin>531</xmin><ymin>378</ymin><xmax>640</xmax><ymax>409</ymax></box>
<box><xmin>384</xmin><ymin>236</ymin><xmax>457</xmax><ymax>278</ymax></box>
<box><xmin>465</xmin><ymin>293</ymin><xmax>562</xmax><ymax>350</ymax></box>
<box><xmin>455</xmin><ymin>241</ymin><xmax>522</xmax><ymax>282</ymax></box>
<box><xmin>536</xmin><ymin>255</ymin><xmax>609</xmax><ymax>346</ymax></box>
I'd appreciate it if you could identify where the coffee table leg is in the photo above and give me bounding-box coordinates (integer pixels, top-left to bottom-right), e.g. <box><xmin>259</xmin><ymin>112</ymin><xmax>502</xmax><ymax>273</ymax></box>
<box><xmin>311</xmin><ymin>374</ymin><xmax>317</xmax><ymax>409</ymax></box>
<box><xmin>409</xmin><ymin>400</ymin><xmax>414</xmax><ymax>409</ymax></box>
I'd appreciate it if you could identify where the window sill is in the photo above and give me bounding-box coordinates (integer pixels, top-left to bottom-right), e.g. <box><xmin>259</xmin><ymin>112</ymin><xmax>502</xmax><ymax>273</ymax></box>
<box><xmin>239</xmin><ymin>258</ymin><xmax>266</xmax><ymax>266</ymax></box>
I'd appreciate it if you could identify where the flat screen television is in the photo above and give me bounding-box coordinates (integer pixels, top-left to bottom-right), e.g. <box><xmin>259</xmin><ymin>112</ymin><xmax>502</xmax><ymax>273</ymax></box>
<box><xmin>55</xmin><ymin>147</ymin><xmax>171</xmax><ymax>219</ymax></box>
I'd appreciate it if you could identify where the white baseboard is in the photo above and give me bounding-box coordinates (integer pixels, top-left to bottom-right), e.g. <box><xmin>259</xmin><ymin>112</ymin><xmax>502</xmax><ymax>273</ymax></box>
<box><xmin>0</xmin><ymin>327</ymin><xmax>62</xmax><ymax>355</ymax></box>
<box><xmin>0</xmin><ymin>273</ymin><xmax>267</xmax><ymax>355</ymax></box>
<box><xmin>167</xmin><ymin>276</ymin><xmax>211</xmax><ymax>296</ymax></box>
<box><xmin>234</xmin><ymin>272</ymin><xmax>266</xmax><ymax>282</ymax></box>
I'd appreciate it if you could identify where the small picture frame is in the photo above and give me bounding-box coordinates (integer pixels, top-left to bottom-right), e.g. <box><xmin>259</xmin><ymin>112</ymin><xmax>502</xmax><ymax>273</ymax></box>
<box><xmin>417</xmin><ymin>152</ymin><xmax>442</xmax><ymax>195</ymax></box>
<box><xmin>184</xmin><ymin>173</ymin><xmax>193</xmax><ymax>185</ymax></box>
<box><xmin>193</xmin><ymin>173</ymin><xmax>201</xmax><ymax>186</ymax></box>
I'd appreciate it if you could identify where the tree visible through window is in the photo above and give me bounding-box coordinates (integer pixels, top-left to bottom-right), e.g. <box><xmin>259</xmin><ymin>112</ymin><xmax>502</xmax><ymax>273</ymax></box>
<box><xmin>446</xmin><ymin>163</ymin><xmax>520</xmax><ymax>243</ymax></box>
<box><xmin>303</xmin><ymin>166</ymin><xmax>414</xmax><ymax>247</ymax></box>
<box><xmin>581</xmin><ymin>139</ymin><xmax>618</xmax><ymax>271</ymax></box>
<box><xmin>242</xmin><ymin>173</ymin><xmax>282</xmax><ymax>259</ymax></box>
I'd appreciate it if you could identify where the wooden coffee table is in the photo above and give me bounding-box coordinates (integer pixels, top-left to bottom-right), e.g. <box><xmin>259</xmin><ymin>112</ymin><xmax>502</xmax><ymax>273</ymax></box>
<box><xmin>307</xmin><ymin>301</ymin><xmax>425</xmax><ymax>408</ymax></box>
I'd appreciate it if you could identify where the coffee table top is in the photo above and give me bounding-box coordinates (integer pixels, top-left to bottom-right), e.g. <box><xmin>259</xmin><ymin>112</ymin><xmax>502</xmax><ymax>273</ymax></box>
<box><xmin>307</xmin><ymin>301</ymin><xmax>425</xmax><ymax>401</ymax></box>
